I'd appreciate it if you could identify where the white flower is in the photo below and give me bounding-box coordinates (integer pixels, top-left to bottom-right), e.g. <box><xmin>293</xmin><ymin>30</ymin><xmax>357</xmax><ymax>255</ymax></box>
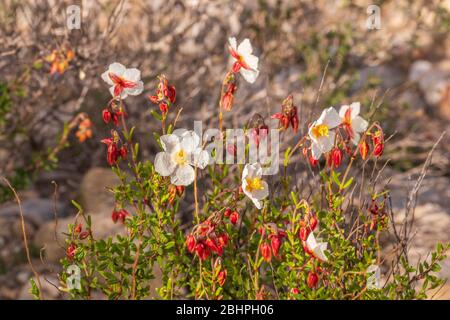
<box><xmin>101</xmin><ymin>62</ymin><xmax>144</xmax><ymax>99</ymax></box>
<box><xmin>305</xmin><ymin>232</ymin><xmax>328</xmax><ymax>262</ymax></box>
<box><xmin>154</xmin><ymin>131</ymin><xmax>209</xmax><ymax>186</ymax></box>
<box><xmin>339</xmin><ymin>102</ymin><xmax>368</xmax><ymax>144</ymax></box>
<box><xmin>241</xmin><ymin>163</ymin><xmax>269</xmax><ymax>209</ymax></box>
<box><xmin>308</xmin><ymin>107</ymin><xmax>341</xmax><ymax>160</ymax></box>
<box><xmin>228</xmin><ymin>37</ymin><xmax>260</xmax><ymax>83</ymax></box>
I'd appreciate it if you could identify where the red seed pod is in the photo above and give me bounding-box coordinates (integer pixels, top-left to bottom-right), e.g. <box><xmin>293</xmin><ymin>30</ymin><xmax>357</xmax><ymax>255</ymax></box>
<box><xmin>359</xmin><ymin>140</ymin><xmax>369</xmax><ymax>160</ymax></box>
<box><xmin>271</xmin><ymin>236</ymin><xmax>281</xmax><ymax>258</ymax></box>
<box><xmin>186</xmin><ymin>234</ymin><xmax>196</xmax><ymax>253</ymax></box>
<box><xmin>260</xmin><ymin>242</ymin><xmax>272</xmax><ymax>263</ymax></box>
<box><xmin>217</xmin><ymin>269</ymin><xmax>227</xmax><ymax>286</ymax></box>
<box><xmin>230</xmin><ymin>211</ymin><xmax>239</xmax><ymax>225</ymax></box>
<box><xmin>307</xmin><ymin>271</ymin><xmax>319</xmax><ymax>289</ymax></box>
<box><xmin>102</xmin><ymin>109</ymin><xmax>112</xmax><ymax>123</ymax></box>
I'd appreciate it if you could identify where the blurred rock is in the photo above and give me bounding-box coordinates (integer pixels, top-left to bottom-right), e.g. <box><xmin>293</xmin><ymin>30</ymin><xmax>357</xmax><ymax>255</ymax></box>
<box><xmin>80</xmin><ymin>167</ymin><xmax>119</xmax><ymax>213</ymax></box>
<box><xmin>0</xmin><ymin>198</ymin><xmax>69</xmax><ymax>228</ymax></box>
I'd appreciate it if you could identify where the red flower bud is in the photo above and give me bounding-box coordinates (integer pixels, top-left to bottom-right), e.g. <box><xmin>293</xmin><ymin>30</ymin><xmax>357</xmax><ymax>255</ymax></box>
<box><xmin>79</xmin><ymin>231</ymin><xmax>89</xmax><ymax>240</ymax></box>
<box><xmin>230</xmin><ymin>211</ymin><xmax>239</xmax><ymax>225</ymax></box>
<box><xmin>359</xmin><ymin>140</ymin><xmax>369</xmax><ymax>160</ymax></box>
<box><xmin>309</xmin><ymin>154</ymin><xmax>318</xmax><ymax>167</ymax></box>
<box><xmin>331</xmin><ymin>148</ymin><xmax>342</xmax><ymax>168</ymax></box>
<box><xmin>186</xmin><ymin>234</ymin><xmax>196</xmax><ymax>253</ymax></box>
<box><xmin>165</xmin><ymin>85</ymin><xmax>176</xmax><ymax>103</ymax></box>
<box><xmin>119</xmin><ymin>146</ymin><xmax>127</xmax><ymax>159</ymax></box>
<box><xmin>260</xmin><ymin>242</ymin><xmax>272</xmax><ymax>263</ymax></box>
<box><xmin>271</xmin><ymin>236</ymin><xmax>281</xmax><ymax>258</ymax></box>
<box><xmin>175</xmin><ymin>186</ymin><xmax>185</xmax><ymax>196</ymax></box>
<box><xmin>291</xmin><ymin>288</ymin><xmax>299</xmax><ymax>294</ymax></box>
<box><xmin>159</xmin><ymin>102</ymin><xmax>168</xmax><ymax>114</ymax></box>
<box><xmin>66</xmin><ymin>243</ymin><xmax>76</xmax><ymax>260</ymax></box>
<box><xmin>307</xmin><ymin>271</ymin><xmax>319</xmax><ymax>289</ymax></box>
<box><xmin>195</xmin><ymin>243</ymin><xmax>210</xmax><ymax>260</ymax></box>
<box><xmin>299</xmin><ymin>227</ymin><xmax>309</xmax><ymax>241</ymax></box>
<box><xmin>217</xmin><ymin>269</ymin><xmax>227</xmax><ymax>286</ymax></box>
<box><xmin>373</xmin><ymin>143</ymin><xmax>384</xmax><ymax>157</ymax></box>
<box><xmin>224</xmin><ymin>208</ymin><xmax>232</xmax><ymax>218</ymax></box>
<box><xmin>111</xmin><ymin>210</ymin><xmax>119</xmax><ymax>223</ymax></box>
<box><xmin>309</xmin><ymin>216</ymin><xmax>318</xmax><ymax>231</ymax></box>
<box><xmin>74</xmin><ymin>223</ymin><xmax>82</xmax><ymax>234</ymax></box>
<box><xmin>102</xmin><ymin>109</ymin><xmax>111</xmax><ymax>123</ymax></box>
<box><xmin>205</xmin><ymin>238</ymin><xmax>221</xmax><ymax>255</ymax></box>
<box><xmin>217</xmin><ymin>233</ymin><xmax>229</xmax><ymax>247</ymax></box>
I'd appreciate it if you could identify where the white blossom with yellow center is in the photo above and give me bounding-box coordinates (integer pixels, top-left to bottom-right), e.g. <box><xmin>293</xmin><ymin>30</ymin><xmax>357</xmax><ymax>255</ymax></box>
<box><xmin>154</xmin><ymin>131</ymin><xmax>209</xmax><ymax>186</ymax></box>
<box><xmin>241</xmin><ymin>163</ymin><xmax>269</xmax><ymax>210</ymax></box>
<box><xmin>306</xmin><ymin>232</ymin><xmax>329</xmax><ymax>262</ymax></box>
<box><xmin>308</xmin><ymin>107</ymin><xmax>341</xmax><ymax>160</ymax></box>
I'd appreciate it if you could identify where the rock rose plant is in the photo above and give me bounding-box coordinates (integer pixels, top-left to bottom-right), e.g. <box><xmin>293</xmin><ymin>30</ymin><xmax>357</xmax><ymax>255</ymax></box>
<box><xmin>32</xmin><ymin>38</ymin><xmax>448</xmax><ymax>300</ymax></box>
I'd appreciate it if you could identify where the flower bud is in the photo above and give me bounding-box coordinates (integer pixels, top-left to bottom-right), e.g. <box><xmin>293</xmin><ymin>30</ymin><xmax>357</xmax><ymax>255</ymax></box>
<box><xmin>359</xmin><ymin>140</ymin><xmax>369</xmax><ymax>160</ymax></box>
<box><xmin>271</xmin><ymin>236</ymin><xmax>281</xmax><ymax>258</ymax></box>
<box><xmin>186</xmin><ymin>234</ymin><xmax>196</xmax><ymax>253</ymax></box>
<box><xmin>230</xmin><ymin>211</ymin><xmax>239</xmax><ymax>225</ymax></box>
<box><xmin>224</xmin><ymin>208</ymin><xmax>232</xmax><ymax>218</ymax></box>
<box><xmin>309</xmin><ymin>216</ymin><xmax>318</xmax><ymax>231</ymax></box>
<box><xmin>307</xmin><ymin>271</ymin><xmax>319</xmax><ymax>289</ymax></box>
<box><xmin>102</xmin><ymin>109</ymin><xmax>112</xmax><ymax>123</ymax></box>
<box><xmin>66</xmin><ymin>243</ymin><xmax>76</xmax><ymax>260</ymax></box>
<box><xmin>373</xmin><ymin>143</ymin><xmax>384</xmax><ymax>157</ymax></box>
<box><xmin>331</xmin><ymin>148</ymin><xmax>342</xmax><ymax>168</ymax></box>
<box><xmin>217</xmin><ymin>269</ymin><xmax>227</xmax><ymax>286</ymax></box>
<box><xmin>260</xmin><ymin>242</ymin><xmax>272</xmax><ymax>262</ymax></box>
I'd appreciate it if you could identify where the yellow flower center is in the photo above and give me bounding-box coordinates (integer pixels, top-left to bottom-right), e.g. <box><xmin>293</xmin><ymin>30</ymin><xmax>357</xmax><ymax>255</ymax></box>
<box><xmin>173</xmin><ymin>149</ymin><xmax>187</xmax><ymax>165</ymax></box>
<box><xmin>245</xmin><ymin>177</ymin><xmax>264</xmax><ymax>192</ymax></box>
<box><xmin>311</xmin><ymin>124</ymin><xmax>329</xmax><ymax>138</ymax></box>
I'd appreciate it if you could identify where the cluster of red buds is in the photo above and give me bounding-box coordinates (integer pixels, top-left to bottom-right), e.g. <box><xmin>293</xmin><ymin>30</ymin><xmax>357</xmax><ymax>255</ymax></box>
<box><xmin>224</xmin><ymin>207</ymin><xmax>239</xmax><ymax>225</ymax></box>
<box><xmin>73</xmin><ymin>223</ymin><xmax>89</xmax><ymax>240</ymax></box>
<box><xmin>258</xmin><ymin>224</ymin><xmax>287</xmax><ymax>263</ymax></box>
<box><xmin>148</xmin><ymin>75</ymin><xmax>176</xmax><ymax>115</ymax></box>
<box><xmin>271</xmin><ymin>95</ymin><xmax>299</xmax><ymax>133</ymax></box>
<box><xmin>102</xmin><ymin>107</ymin><xmax>127</xmax><ymax>127</ymax></box>
<box><xmin>360</xmin><ymin>126</ymin><xmax>384</xmax><ymax>160</ymax></box>
<box><xmin>101</xmin><ymin>130</ymin><xmax>127</xmax><ymax>166</ymax></box>
<box><xmin>167</xmin><ymin>184</ymin><xmax>185</xmax><ymax>205</ymax></box>
<box><xmin>186</xmin><ymin>212</ymin><xmax>230</xmax><ymax>261</ymax></box>
<box><xmin>111</xmin><ymin>208</ymin><xmax>130</xmax><ymax>224</ymax></box>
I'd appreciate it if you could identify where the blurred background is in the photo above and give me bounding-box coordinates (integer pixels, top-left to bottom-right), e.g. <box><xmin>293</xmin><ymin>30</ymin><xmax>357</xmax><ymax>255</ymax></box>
<box><xmin>0</xmin><ymin>0</ymin><xmax>449</xmax><ymax>299</ymax></box>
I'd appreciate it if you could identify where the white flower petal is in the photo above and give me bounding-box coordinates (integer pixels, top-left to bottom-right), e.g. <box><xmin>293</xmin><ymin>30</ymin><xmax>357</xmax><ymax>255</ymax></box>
<box><xmin>319</xmin><ymin>107</ymin><xmax>341</xmax><ymax>128</ymax></box>
<box><xmin>191</xmin><ymin>149</ymin><xmax>210</xmax><ymax>169</ymax></box>
<box><xmin>123</xmin><ymin>68</ymin><xmax>141</xmax><ymax>82</ymax></box>
<box><xmin>101</xmin><ymin>71</ymin><xmax>114</xmax><ymax>85</ymax></box>
<box><xmin>240</xmin><ymin>68</ymin><xmax>259</xmax><ymax>83</ymax></box>
<box><xmin>160</xmin><ymin>134</ymin><xmax>180</xmax><ymax>153</ymax></box>
<box><xmin>109</xmin><ymin>62</ymin><xmax>126</xmax><ymax>77</ymax></box>
<box><xmin>154</xmin><ymin>152</ymin><xmax>176</xmax><ymax>176</ymax></box>
<box><xmin>228</xmin><ymin>37</ymin><xmax>237</xmax><ymax>51</ymax></box>
<box><xmin>317</xmin><ymin>131</ymin><xmax>335</xmax><ymax>154</ymax></box>
<box><xmin>311</xmin><ymin>142</ymin><xmax>322</xmax><ymax>160</ymax></box>
<box><xmin>349</xmin><ymin>102</ymin><xmax>360</xmax><ymax>118</ymax></box>
<box><xmin>352</xmin><ymin>115</ymin><xmax>368</xmax><ymax>133</ymax></box>
<box><xmin>352</xmin><ymin>132</ymin><xmax>361</xmax><ymax>145</ymax></box>
<box><xmin>242</xmin><ymin>163</ymin><xmax>262</xmax><ymax>179</ymax></box>
<box><xmin>252</xmin><ymin>198</ymin><xmax>262</xmax><ymax>209</ymax></box>
<box><xmin>339</xmin><ymin>104</ymin><xmax>350</xmax><ymax>119</ymax></box>
<box><xmin>171</xmin><ymin>164</ymin><xmax>195</xmax><ymax>186</ymax></box>
<box><xmin>237</xmin><ymin>38</ymin><xmax>253</xmax><ymax>56</ymax></box>
<box><xmin>125</xmin><ymin>80</ymin><xmax>144</xmax><ymax>96</ymax></box>
<box><xmin>243</xmin><ymin>54</ymin><xmax>259</xmax><ymax>71</ymax></box>
<box><xmin>313</xmin><ymin>243</ymin><xmax>328</xmax><ymax>262</ymax></box>
<box><xmin>181</xmin><ymin>131</ymin><xmax>200</xmax><ymax>153</ymax></box>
